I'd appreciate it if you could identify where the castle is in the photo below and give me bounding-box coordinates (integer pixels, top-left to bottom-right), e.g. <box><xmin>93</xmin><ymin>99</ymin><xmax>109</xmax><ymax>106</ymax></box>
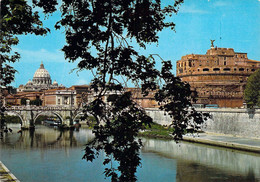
<box><xmin>176</xmin><ymin>43</ymin><xmax>260</xmax><ymax>108</ymax></box>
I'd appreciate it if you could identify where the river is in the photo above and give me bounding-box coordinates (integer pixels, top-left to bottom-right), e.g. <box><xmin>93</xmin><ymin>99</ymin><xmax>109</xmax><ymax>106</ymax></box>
<box><xmin>0</xmin><ymin>124</ymin><xmax>260</xmax><ymax>182</ymax></box>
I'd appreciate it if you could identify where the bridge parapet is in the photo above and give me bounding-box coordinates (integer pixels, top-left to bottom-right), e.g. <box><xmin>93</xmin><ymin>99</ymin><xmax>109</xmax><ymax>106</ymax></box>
<box><xmin>6</xmin><ymin>106</ymin><xmax>82</xmax><ymax>111</ymax></box>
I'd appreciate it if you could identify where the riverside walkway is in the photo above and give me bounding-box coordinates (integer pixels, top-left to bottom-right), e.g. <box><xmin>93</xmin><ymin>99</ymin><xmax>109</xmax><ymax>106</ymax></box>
<box><xmin>184</xmin><ymin>132</ymin><xmax>260</xmax><ymax>153</ymax></box>
<box><xmin>0</xmin><ymin>161</ymin><xmax>20</xmax><ymax>182</ymax></box>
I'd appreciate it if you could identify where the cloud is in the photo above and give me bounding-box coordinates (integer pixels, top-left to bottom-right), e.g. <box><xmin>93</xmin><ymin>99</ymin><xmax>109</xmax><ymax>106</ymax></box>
<box><xmin>13</xmin><ymin>48</ymin><xmax>67</xmax><ymax>63</ymax></box>
<box><xmin>212</xmin><ymin>1</ymin><xmax>230</xmax><ymax>7</ymax></box>
<box><xmin>179</xmin><ymin>5</ymin><xmax>209</xmax><ymax>14</ymax></box>
<box><xmin>75</xmin><ymin>79</ymin><xmax>89</xmax><ymax>85</ymax></box>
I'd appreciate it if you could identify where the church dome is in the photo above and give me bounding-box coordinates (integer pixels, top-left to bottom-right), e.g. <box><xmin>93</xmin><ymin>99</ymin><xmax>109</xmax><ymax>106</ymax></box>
<box><xmin>17</xmin><ymin>61</ymin><xmax>64</xmax><ymax>92</ymax></box>
<box><xmin>33</xmin><ymin>62</ymin><xmax>51</xmax><ymax>78</ymax></box>
<box><xmin>32</xmin><ymin>62</ymin><xmax>52</xmax><ymax>86</ymax></box>
<box><xmin>53</xmin><ymin>80</ymin><xmax>58</xmax><ymax>85</ymax></box>
<box><xmin>26</xmin><ymin>79</ymin><xmax>33</xmax><ymax>85</ymax></box>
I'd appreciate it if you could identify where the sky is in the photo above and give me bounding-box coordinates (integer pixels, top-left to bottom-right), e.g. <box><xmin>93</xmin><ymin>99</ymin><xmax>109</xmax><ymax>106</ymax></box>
<box><xmin>10</xmin><ymin>0</ymin><xmax>260</xmax><ymax>88</ymax></box>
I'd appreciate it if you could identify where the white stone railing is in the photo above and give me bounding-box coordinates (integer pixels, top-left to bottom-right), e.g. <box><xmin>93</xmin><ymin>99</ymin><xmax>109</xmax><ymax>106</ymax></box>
<box><xmin>5</xmin><ymin>105</ymin><xmax>81</xmax><ymax>111</ymax></box>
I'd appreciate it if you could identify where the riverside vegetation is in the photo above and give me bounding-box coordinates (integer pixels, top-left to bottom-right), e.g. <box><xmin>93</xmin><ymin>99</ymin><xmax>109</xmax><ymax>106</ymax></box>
<box><xmin>85</xmin><ymin>116</ymin><xmax>186</xmax><ymax>140</ymax></box>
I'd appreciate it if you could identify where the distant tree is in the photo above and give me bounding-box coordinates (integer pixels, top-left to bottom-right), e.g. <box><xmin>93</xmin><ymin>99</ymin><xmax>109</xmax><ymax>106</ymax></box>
<box><xmin>30</xmin><ymin>98</ymin><xmax>42</xmax><ymax>106</ymax></box>
<box><xmin>2</xmin><ymin>0</ymin><xmax>209</xmax><ymax>181</ymax></box>
<box><xmin>244</xmin><ymin>69</ymin><xmax>260</xmax><ymax>108</ymax></box>
<box><xmin>20</xmin><ymin>98</ymin><xmax>28</xmax><ymax>105</ymax></box>
<box><xmin>4</xmin><ymin>115</ymin><xmax>21</xmax><ymax>123</ymax></box>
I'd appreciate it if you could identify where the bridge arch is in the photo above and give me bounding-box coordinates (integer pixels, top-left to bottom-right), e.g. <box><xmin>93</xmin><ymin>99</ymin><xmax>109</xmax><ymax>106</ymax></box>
<box><xmin>5</xmin><ymin>111</ymin><xmax>24</xmax><ymax>125</ymax></box>
<box><xmin>33</xmin><ymin>111</ymin><xmax>63</xmax><ymax>124</ymax></box>
<box><xmin>72</xmin><ymin>111</ymin><xmax>85</xmax><ymax>123</ymax></box>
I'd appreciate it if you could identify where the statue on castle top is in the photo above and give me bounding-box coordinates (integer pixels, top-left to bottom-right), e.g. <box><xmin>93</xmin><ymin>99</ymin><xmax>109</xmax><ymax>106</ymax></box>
<box><xmin>210</xmin><ymin>40</ymin><xmax>215</xmax><ymax>48</ymax></box>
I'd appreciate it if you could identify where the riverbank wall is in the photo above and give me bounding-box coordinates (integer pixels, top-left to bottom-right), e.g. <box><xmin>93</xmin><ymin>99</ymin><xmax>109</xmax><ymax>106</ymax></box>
<box><xmin>145</xmin><ymin>108</ymin><xmax>260</xmax><ymax>139</ymax></box>
<box><xmin>0</xmin><ymin>161</ymin><xmax>20</xmax><ymax>182</ymax></box>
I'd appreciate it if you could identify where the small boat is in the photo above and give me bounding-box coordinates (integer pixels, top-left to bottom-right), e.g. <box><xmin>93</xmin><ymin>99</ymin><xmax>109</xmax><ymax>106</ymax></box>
<box><xmin>43</xmin><ymin>118</ymin><xmax>61</xmax><ymax>126</ymax></box>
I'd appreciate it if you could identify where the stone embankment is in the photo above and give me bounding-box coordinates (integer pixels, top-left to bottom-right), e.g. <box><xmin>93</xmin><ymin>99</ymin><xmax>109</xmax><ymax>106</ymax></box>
<box><xmin>183</xmin><ymin>133</ymin><xmax>260</xmax><ymax>153</ymax></box>
<box><xmin>0</xmin><ymin>161</ymin><xmax>20</xmax><ymax>182</ymax></box>
<box><xmin>145</xmin><ymin>107</ymin><xmax>260</xmax><ymax>153</ymax></box>
<box><xmin>145</xmin><ymin>108</ymin><xmax>260</xmax><ymax>139</ymax></box>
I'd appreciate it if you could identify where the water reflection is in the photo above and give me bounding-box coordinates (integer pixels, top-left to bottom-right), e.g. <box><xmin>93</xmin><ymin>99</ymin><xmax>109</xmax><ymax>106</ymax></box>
<box><xmin>1</xmin><ymin>124</ymin><xmax>94</xmax><ymax>149</ymax></box>
<box><xmin>141</xmin><ymin>138</ymin><xmax>260</xmax><ymax>182</ymax></box>
<box><xmin>1</xmin><ymin>124</ymin><xmax>260</xmax><ymax>182</ymax></box>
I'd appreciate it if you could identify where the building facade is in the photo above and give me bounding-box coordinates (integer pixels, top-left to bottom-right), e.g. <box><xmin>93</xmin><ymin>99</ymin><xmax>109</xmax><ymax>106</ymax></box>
<box><xmin>43</xmin><ymin>85</ymin><xmax>91</xmax><ymax>107</ymax></box>
<box><xmin>176</xmin><ymin>46</ymin><xmax>260</xmax><ymax>108</ymax></box>
<box><xmin>126</xmin><ymin>88</ymin><xmax>159</xmax><ymax>108</ymax></box>
<box><xmin>43</xmin><ymin>89</ymin><xmax>77</xmax><ymax>107</ymax></box>
<box><xmin>5</xmin><ymin>91</ymin><xmax>43</xmax><ymax>106</ymax></box>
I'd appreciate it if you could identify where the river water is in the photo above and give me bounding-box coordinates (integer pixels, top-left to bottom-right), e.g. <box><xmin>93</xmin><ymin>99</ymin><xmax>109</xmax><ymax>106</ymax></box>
<box><xmin>0</xmin><ymin>124</ymin><xmax>260</xmax><ymax>182</ymax></box>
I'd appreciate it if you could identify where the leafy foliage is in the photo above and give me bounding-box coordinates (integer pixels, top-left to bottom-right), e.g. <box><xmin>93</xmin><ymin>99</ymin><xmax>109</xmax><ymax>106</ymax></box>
<box><xmin>20</xmin><ymin>98</ymin><xmax>28</xmax><ymax>105</ymax></box>
<box><xmin>1</xmin><ymin>0</ymin><xmax>209</xmax><ymax>181</ymax></box>
<box><xmin>83</xmin><ymin>92</ymin><xmax>152</xmax><ymax>181</ymax></box>
<box><xmin>30</xmin><ymin>98</ymin><xmax>42</xmax><ymax>106</ymax></box>
<box><xmin>155</xmin><ymin>60</ymin><xmax>209</xmax><ymax>140</ymax></box>
<box><xmin>0</xmin><ymin>0</ymin><xmax>49</xmax><ymax>133</ymax></box>
<box><xmin>244</xmin><ymin>69</ymin><xmax>260</xmax><ymax>107</ymax></box>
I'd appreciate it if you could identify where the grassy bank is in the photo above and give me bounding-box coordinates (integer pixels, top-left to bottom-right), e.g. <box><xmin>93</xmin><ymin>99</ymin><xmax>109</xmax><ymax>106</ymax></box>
<box><xmin>138</xmin><ymin>122</ymin><xmax>174</xmax><ymax>140</ymax></box>
<box><xmin>83</xmin><ymin>117</ymin><xmax>175</xmax><ymax>140</ymax></box>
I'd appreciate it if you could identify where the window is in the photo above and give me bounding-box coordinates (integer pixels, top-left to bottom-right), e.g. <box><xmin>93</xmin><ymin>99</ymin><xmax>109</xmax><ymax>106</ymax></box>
<box><xmin>234</xmin><ymin>68</ymin><xmax>237</xmax><ymax>71</ymax></box>
<box><xmin>239</xmin><ymin>68</ymin><xmax>244</xmax><ymax>71</ymax></box>
<box><xmin>223</xmin><ymin>68</ymin><xmax>230</xmax><ymax>71</ymax></box>
<box><xmin>224</xmin><ymin>61</ymin><xmax>226</xmax><ymax>66</ymax></box>
<box><xmin>213</xmin><ymin>68</ymin><xmax>220</xmax><ymax>71</ymax></box>
<box><xmin>252</xmin><ymin>69</ymin><xmax>255</xmax><ymax>72</ymax></box>
<box><xmin>189</xmin><ymin>61</ymin><xmax>192</xmax><ymax>67</ymax></box>
<box><xmin>203</xmin><ymin>68</ymin><xmax>209</xmax><ymax>72</ymax></box>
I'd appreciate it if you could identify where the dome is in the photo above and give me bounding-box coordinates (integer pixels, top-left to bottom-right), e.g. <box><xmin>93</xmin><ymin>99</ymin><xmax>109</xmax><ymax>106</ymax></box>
<box><xmin>53</xmin><ymin>80</ymin><xmax>58</xmax><ymax>85</ymax></box>
<box><xmin>33</xmin><ymin>62</ymin><xmax>51</xmax><ymax>78</ymax></box>
<box><xmin>26</xmin><ymin>79</ymin><xmax>33</xmax><ymax>85</ymax></box>
<box><xmin>32</xmin><ymin>62</ymin><xmax>52</xmax><ymax>86</ymax></box>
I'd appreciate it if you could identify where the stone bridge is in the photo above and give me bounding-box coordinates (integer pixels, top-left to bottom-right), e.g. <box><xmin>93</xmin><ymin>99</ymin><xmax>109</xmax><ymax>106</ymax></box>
<box><xmin>5</xmin><ymin>105</ymin><xmax>84</xmax><ymax>129</ymax></box>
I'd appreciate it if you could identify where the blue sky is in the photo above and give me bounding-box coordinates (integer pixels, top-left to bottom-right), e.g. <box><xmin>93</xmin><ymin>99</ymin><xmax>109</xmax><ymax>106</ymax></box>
<box><xmin>11</xmin><ymin>0</ymin><xmax>260</xmax><ymax>88</ymax></box>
